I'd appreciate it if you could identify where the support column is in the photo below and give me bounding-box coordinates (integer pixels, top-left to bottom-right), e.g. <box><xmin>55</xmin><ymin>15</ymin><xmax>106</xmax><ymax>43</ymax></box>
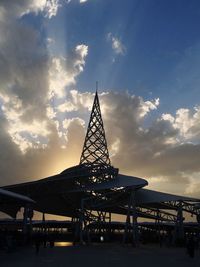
<box><xmin>123</xmin><ymin>188</ymin><xmax>139</xmax><ymax>246</ymax></box>
<box><xmin>42</xmin><ymin>213</ymin><xmax>46</xmax><ymax>231</ymax></box>
<box><xmin>175</xmin><ymin>201</ymin><xmax>184</xmax><ymax>245</ymax></box>
<box><xmin>23</xmin><ymin>204</ymin><xmax>33</xmax><ymax>243</ymax></box>
<box><xmin>23</xmin><ymin>205</ymin><xmax>29</xmax><ymax>235</ymax></box>
<box><xmin>108</xmin><ymin>212</ymin><xmax>111</xmax><ymax>241</ymax></box>
<box><xmin>42</xmin><ymin>213</ymin><xmax>47</xmax><ymax>247</ymax></box>
<box><xmin>79</xmin><ymin>199</ymin><xmax>84</xmax><ymax>244</ymax></box>
<box><xmin>28</xmin><ymin>207</ymin><xmax>33</xmax><ymax>240</ymax></box>
<box><xmin>131</xmin><ymin>190</ymin><xmax>139</xmax><ymax>247</ymax></box>
<box><xmin>73</xmin><ymin>217</ymin><xmax>80</xmax><ymax>244</ymax></box>
<box><xmin>123</xmin><ymin>194</ymin><xmax>131</xmax><ymax>244</ymax></box>
<box><xmin>155</xmin><ymin>209</ymin><xmax>161</xmax><ymax>246</ymax></box>
<box><xmin>196</xmin><ymin>213</ymin><xmax>200</xmax><ymax>241</ymax></box>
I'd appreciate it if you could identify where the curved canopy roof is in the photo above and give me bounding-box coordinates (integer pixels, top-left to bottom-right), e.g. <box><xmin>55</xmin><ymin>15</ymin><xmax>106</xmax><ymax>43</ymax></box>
<box><xmin>0</xmin><ymin>188</ymin><xmax>35</xmax><ymax>218</ymax></box>
<box><xmin>136</xmin><ymin>188</ymin><xmax>200</xmax><ymax>205</ymax></box>
<box><xmin>2</xmin><ymin>165</ymin><xmax>147</xmax><ymax>217</ymax></box>
<box><xmin>0</xmin><ymin>188</ymin><xmax>35</xmax><ymax>204</ymax></box>
<box><xmin>71</xmin><ymin>173</ymin><xmax>148</xmax><ymax>192</ymax></box>
<box><xmin>3</xmin><ymin>164</ymin><xmax>199</xmax><ymax>218</ymax></box>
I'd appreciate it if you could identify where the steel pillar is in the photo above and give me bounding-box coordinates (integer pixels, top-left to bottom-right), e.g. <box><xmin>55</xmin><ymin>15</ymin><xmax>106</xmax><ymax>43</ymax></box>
<box><xmin>23</xmin><ymin>204</ymin><xmax>33</xmax><ymax>243</ymax></box>
<box><xmin>131</xmin><ymin>190</ymin><xmax>139</xmax><ymax>247</ymax></box>
<box><xmin>123</xmin><ymin>189</ymin><xmax>139</xmax><ymax>246</ymax></box>
<box><xmin>155</xmin><ymin>209</ymin><xmax>161</xmax><ymax>246</ymax></box>
<box><xmin>23</xmin><ymin>205</ymin><xmax>28</xmax><ymax>235</ymax></box>
<box><xmin>175</xmin><ymin>201</ymin><xmax>184</xmax><ymax>243</ymax></box>
<box><xmin>79</xmin><ymin>199</ymin><xmax>85</xmax><ymax>244</ymax></box>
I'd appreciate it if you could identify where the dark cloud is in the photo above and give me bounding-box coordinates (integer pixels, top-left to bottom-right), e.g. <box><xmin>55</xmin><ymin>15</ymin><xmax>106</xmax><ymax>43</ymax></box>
<box><xmin>0</xmin><ymin>17</ymin><xmax>49</xmax><ymax>122</ymax></box>
<box><xmin>97</xmin><ymin>92</ymin><xmax>200</xmax><ymax>194</ymax></box>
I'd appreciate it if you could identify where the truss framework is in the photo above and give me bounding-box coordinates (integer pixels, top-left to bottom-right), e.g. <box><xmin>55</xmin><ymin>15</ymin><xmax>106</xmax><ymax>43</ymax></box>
<box><xmin>80</xmin><ymin>91</ymin><xmax>111</xmax><ymax>166</ymax></box>
<box><xmin>74</xmin><ymin>185</ymin><xmax>200</xmax><ymax>244</ymax></box>
<box><xmin>163</xmin><ymin>200</ymin><xmax>200</xmax><ymax>216</ymax></box>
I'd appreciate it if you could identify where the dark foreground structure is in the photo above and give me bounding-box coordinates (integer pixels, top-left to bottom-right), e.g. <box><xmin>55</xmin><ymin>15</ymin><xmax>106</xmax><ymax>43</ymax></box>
<box><xmin>1</xmin><ymin>91</ymin><xmax>200</xmax><ymax>247</ymax></box>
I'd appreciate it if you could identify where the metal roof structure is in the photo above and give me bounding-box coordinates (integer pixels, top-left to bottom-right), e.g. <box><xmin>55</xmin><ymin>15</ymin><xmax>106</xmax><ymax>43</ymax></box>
<box><xmin>0</xmin><ymin>188</ymin><xmax>34</xmax><ymax>218</ymax></box>
<box><xmin>0</xmin><ymin>188</ymin><xmax>34</xmax><ymax>203</ymax></box>
<box><xmin>2</xmin><ymin>165</ymin><xmax>147</xmax><ymax>217</ymax></box>
<box><xmin>136</xmin><ymin>188</ymin><xmax>199</xmax><ymax>205</ymax></box>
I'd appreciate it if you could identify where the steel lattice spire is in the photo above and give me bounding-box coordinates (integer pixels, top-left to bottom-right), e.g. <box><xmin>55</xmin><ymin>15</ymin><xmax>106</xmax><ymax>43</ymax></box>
<box><xmin>80</xmin><ymin>91</ymin><xmax>111</xmax><ymax>165</ymax></box>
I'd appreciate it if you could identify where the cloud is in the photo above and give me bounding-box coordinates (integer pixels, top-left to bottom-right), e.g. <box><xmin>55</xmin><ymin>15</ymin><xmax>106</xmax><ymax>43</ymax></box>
<box><xmin>44</xmin><ymin>0</ymin><xmax>61</xmax><ymax>18</ymax></box>
<box><xmin>162</xmin><ymin>106</ymin><xmax>200</xmax><ymax>143</ymax></box>
<box><xmin>1</xmin><ymin>38</ymin><xmax>89</xmax><ymax>153</ymax></box>
<box><xmin>67</xmin><ymin>0</ymin><xmax>88</xmax><ymax>4</ymax></box>
<box><xmin>49</xmin><ymin>45</ymin><xmax>88</xmax><ymax>98</ymax></box>
<box><xmin>92</xmin><ymin>92</ymin><xmax>200</xmax><ymax>195</ymax></box>
<box><xmin>0</xmin><ymin>0</ymin><xmax>61</xmax><ymax>20</ymax></box>
<box><xmin>0</xmin><ymin>0</ymin><xmax>88</xmax><ymax>169</ymax></box>
<box><xmin>63</xmin><ymin>117</ymin><xmax>85</xmax><ymax>129</ymax></box>
<box><xmin>0</xmin><ymin>0</ymin><xmax>89</xmax><ymax>154</ymax></box>
<box><xmin>0</xmin><ymin>117</ymin><xmax>85</xmax><ymax>186</ymax></box>
<box><xmin>56</xmin><ymin>90</ymin><xmax>94</xmax><ymax>114</ymax></box>
<box><xmin>185</xmin><ymin>172</ymin><xmax>200</xmax><ymax>197</ymax></box>
<box><xmin>57</xmin><ymin>101</ymin><xmax>78</xmax><ymax>112</ymax></box>
<box><xmin>0</xmin><ymin>2</ymin><xmax>52</xmax><ymax>153</ymax></box>
<box><xmin>107</xmin><ymin>32</ymin><xmax>126</xmax><ymax>55</ymax></box>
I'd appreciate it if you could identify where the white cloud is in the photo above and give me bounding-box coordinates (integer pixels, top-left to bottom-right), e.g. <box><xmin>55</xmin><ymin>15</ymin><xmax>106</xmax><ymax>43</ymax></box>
<box><xmin>162</xmin><ymin>106</ymin><xmax>200</xmax><ymax>142</ymax></box>
<box><xmin>70</xmin><ymin>90</ymin><xmax>93</xmax><ymax>110</ymax></box>
<box><xmin>49</xmin><ymin>57</ymin><xmax>73</xmax><ymax>98</ymax></box>
<box><xmin>139</xmin><ymin>97</ymin><xmax>159</xmax><ymax>117</ymax></box>
<box><xmin>0</xmin><ymin>92</ymin><xmax>51</xmax><ymax>153</ymax></box>
<box><xmin>0</xmin><ymin>0</ymin><xmax>61</xmax><ymax>20</ymax></box>
<box><xmin>63</xmin><ymin>117</ymin><xmax>85</xmax><ymax>130</ymax></box>
<box><xmin>54</xmin><ymin>90</ymin><xmax>94</xmax><ymax>121</ymax></box>
<box><xmin>8</xmin><ymin>121</ymin><xmax>50</xmax><ymax>153</ymax></box>
<box><xmin>46</xmin><ymin>105</ymin><xmax>56</xmax><ymax>119</ymax></box>
<box><xmin>4</xmin><ymin>40</ymin><xmax>89</xmax><ymax>151</ymax></box>
<box><xmin>48</xmin><ymin>44</ymin><xmax>88</xmax><ymax>98</ymax></box>
<box><xmin>57</xmin><ymin>101</ymin><xmax>78</xmax><ymax>112</ymax></box>
<box><xmin>67</xmin><ymin>0</ymin><xmax>88</xmax><ymax>4</ymax></box>
<box><xmin>44</xmin><ymin>0</ymin><xmax>61</xmax><ymax>18</ymax></box>
<box><xmin>107</xmin><ymin>32</ymin><xmax>126</xmax><ymax>55</ymax></box>
<box><xmin>162</xmin><ymin>113</ymin><xmax>175</xmax><ymax>124</ymax></box>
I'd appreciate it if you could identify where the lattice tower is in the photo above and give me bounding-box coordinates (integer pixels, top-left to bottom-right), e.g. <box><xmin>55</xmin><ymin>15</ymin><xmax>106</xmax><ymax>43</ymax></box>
<box><xmin>80</xmin><ymin>91</ymin><xmax>111</xmax><ymax>166</ymax></box>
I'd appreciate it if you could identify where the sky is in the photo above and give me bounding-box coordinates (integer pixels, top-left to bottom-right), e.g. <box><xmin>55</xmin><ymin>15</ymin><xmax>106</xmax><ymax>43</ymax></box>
<box><xmin>0</xmin><ymin>0</ymin><xmax>200</xmax><ymax>209</ymax></box>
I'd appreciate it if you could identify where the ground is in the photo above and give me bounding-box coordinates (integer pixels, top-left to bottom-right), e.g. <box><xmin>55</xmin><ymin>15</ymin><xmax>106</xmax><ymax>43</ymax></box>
<box><xmin>1</xmin><ymin>243</ymin><xmax>200</xmax><ymax>267</ymax></box>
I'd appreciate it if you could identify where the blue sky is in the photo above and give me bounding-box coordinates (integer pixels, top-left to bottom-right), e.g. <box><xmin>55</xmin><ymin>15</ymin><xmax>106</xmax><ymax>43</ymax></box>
<box><xmin>36</xmin><ymin>0</ymin><xmax>200</xmax><ymax>115</ymax></box>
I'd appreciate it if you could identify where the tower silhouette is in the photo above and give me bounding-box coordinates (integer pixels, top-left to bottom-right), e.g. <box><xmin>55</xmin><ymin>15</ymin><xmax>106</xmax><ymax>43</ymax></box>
<box><xmin>80</xmin><ymin>91</ymin><xmax>111</xmax><ymax>165</ymax></box>
<box><xmin>79</xmin><ymin>90</ymin><xmax>117</xmax><ymax>185</ymax></box>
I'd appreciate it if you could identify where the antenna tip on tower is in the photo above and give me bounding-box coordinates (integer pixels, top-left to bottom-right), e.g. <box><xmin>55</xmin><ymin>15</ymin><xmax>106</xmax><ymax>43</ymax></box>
<box><xmin>96</xmin><ymin>81</ymin><xmax>98</xmax><ymax>93</ymax></box>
